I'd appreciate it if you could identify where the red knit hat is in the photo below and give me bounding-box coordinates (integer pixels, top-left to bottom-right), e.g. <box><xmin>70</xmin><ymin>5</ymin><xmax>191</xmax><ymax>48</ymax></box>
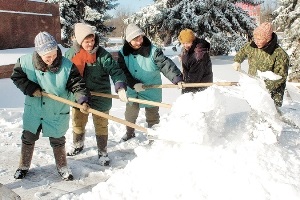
<box><xmin>178</xmin><ymin>29</ymin><xmax>195</xmax><ymax>43</ymax></box>
<box><xmin>253</xmin><ymin>22</ymin><xmax>273</xmax><ymax>42</ymax></box>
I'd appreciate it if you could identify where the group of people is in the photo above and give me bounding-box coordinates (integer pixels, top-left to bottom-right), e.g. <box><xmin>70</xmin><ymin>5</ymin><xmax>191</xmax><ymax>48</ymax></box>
<box><xmin>11</xmin><ymin>21</ymin><xmax>289</xmax><ymax>181</ymax></box>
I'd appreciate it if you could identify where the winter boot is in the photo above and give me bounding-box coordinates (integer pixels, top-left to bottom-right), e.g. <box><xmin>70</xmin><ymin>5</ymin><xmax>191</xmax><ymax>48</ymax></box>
<box><xmin>120</xmin><ymin>127</ymin><xmax>135</xmax><ymax>142</ymax></box>
<box><xmin>96</xmin><ymin>135</ymin><xmax>110</xmax><ymax>166</ymax></box>
<box><xmin>67</xmin><ymin>132</ymin><xmax>85</xmax><ymax>156</ymax></box>
<box><xmin>14</xmin><ymin>143</ymin><xmax>35</xmax><ymax>179</ymax></box>
<box><xmin>53</xmin><ymin>146</ymin><xmax>73</xmax><ymax>181</ymax></box>
<box><xmin>147</xmin><ymin>124</ymin><xmax>156</xmax><ymax>145</ymax></box>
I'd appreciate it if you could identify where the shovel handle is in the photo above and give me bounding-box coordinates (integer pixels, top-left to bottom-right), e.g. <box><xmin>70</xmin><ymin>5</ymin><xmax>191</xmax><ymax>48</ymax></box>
<box><xmin>41</xmin><ymin>92</ymin><xmax>148</xmax><ymax>133</ymax></box>
<box><xmin>91</xmin><ymin>92</ymin><xmax>172</xmax><ymax>109</ymax></box>
<box><xmin>143</xmin><ymin>82</ymin><xmax>239</xmax><ymax>89</ymax></box>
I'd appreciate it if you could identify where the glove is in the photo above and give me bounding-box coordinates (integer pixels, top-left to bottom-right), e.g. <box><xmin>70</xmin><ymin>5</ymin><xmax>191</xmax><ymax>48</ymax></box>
<box><xmin>177</xmin><ymin>81</ymin><xmax>184</xmax><ymax>89</ymax></box>
<box><xmin>133</xmin><ymin>83</ymin><xmax>145</xmax><ymax>92</ymax></box>
<box><xmin>118</xmin><ymin>88</ymin><xmax>128</xmax><ymax>102</ymax></box>
<box><xmin>232</xmin><ymin>62</ymin><xmax>241</xmax><ymax>71</ymax></box>
<box><xmin>80</xmin><ymin>102</ymin><xmax>89</xmax><ymax>114</ymax></box>
<box><xmin>32</xmin><ymin>89</ymin><xmax>42</xmax><ymax>97</ymax></box>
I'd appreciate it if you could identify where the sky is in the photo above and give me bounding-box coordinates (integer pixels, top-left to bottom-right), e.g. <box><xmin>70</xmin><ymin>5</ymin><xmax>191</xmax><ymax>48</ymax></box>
<box><xmin>110</xmin><ymin>0</ymin><xmax>154</xmax><ymax>15</ymax></box>
<box><xmin>0</xmin><ymin>45</ymin><xmax>300</xmax><ymax>199</ymax></box>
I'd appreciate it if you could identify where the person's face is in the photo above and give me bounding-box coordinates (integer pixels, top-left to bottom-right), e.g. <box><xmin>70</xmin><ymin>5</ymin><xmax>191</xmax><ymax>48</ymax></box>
<box><xmin>182</xmin><ymin>42</ymin><xmax>193</xmax><ymax>51</ymax></box>
<box><xmin>81</xmin><ymin>35</ymin><xmax>95</xmax><ymax>51</ymax></box>
<box><xmin>253</xmin><ymin>35</ymin><xmax>268</xmax><ymax>49</ymax></box>
<box><xmin>130</xmin><ymin>35</ymin><xmax>143</xmax><ymax>50</ymax></box>
<box><xmin>41</xmin><ymin>50</ymin><xmax>57</xmax><ymax>66</ymax></box>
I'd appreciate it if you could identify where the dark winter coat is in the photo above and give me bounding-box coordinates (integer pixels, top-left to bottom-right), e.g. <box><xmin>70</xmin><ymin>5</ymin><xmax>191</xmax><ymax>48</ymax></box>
<box><xmin>65</xmin><ymin>40</ymin><xmax>127</xmax><ymax>112</ymax></box>
<box><xmin>181</xmin><ymin>38</ymin><xmax>213</xmax><ymax>93</ymax></box>
<box><xmin>234</xmin><ymin>33</ymin><xmax>289</xmax><ymax>106</ymax></box>
<box><xmin>118</xmin><ymin>36</ymin><xmax>183</xmax><ymax>107</ymax></box>
<box><xmin>11</xmin><ymin>48</ymin><xmax>89</xmax><ymax>137</ymax></box>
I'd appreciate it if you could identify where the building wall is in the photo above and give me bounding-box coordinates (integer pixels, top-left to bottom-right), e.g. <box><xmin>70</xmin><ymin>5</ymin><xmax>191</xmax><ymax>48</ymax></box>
<box><xmin>0</xmin><ymin>0</ymin><xmax>61</xmax><ymax>50</ymax></box>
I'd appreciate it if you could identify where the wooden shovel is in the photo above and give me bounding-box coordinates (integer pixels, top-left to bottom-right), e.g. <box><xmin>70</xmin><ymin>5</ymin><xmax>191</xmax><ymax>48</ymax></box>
<box><xmin>142</xmin><ymin>82</ymin><xmax>239</xmax><ymax>89</ymax></box>
<box><xmin>41</xmin><ymin>92</ymin><xmax>148</xmax><ymax>133</ymax></box>
<box><xmin>91</xmin><ymin>91</ymin><xmax>172</xmax><ymax>109</ymax></box>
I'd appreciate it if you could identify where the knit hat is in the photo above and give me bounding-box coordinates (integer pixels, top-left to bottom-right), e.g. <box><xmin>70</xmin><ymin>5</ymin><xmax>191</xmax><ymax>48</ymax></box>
<box><xmin>125</xmin><ymin>24</ymin><xmax>145</xmax><ymax>42</ymax></box>
<box><xmin>178</xmin><ymin>29</ymin><xmax>195</xmax><ymax>43</ymax></box>
<box><xmin>253</xmin><ymin>22</ymin><xmax>273</xmax><ymax>42</ymax></box>
<box><xmin>34</xmin><ymin>32</ymin><xmax>58</xmax><ymax>56</ymax></box>
<box><xmin>74</xmin><ymin>23</ymin><xmax>95</xmax><ymax>45</ymax></box>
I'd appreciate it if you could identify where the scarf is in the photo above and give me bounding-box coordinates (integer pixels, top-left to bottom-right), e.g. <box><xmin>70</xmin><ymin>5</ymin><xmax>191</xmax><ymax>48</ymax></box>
<box><xmin>72</xmin><ymin>48</ymin><xmax>96</xmax><ymax>76</ymax></box>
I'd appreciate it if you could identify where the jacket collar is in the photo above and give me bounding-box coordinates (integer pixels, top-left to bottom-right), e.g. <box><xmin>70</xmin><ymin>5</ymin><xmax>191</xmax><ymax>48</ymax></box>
<box><xmin>33</xmin><ymin>47</ymin><xmax>62</xmax><ymax>73</ymax></box>
<box><xmin>185</xmin><ymin>38</ymin><xmax>210</xmax><ymax>55</ymax></box>
<box><xmin>250</xmin><ymin>32</ymin><xmax>278</xmax><ymax>55</ymax></box>
<box><xmin>122</xmin><ymin>36</ymin><xmax>151</xmax><ymax>57</ymax></box>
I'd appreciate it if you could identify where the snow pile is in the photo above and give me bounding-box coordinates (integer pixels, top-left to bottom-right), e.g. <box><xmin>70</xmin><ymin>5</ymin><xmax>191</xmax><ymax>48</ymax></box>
<box><xmin>59</xmin><ymin>75</ymin><xmax>300</xmax><ymax>200</ymax></box>
<box><xmin>152</xmin><ymin>87</ymin><xmax>226</xmax><ymax>144</ymax></box>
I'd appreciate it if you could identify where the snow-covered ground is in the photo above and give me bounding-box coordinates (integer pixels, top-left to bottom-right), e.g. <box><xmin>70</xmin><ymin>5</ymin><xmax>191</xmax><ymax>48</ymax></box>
<box><xmin>0</xmin><ymin>46</ymin><xmax>300</xmax><ymax>200</ymax></box>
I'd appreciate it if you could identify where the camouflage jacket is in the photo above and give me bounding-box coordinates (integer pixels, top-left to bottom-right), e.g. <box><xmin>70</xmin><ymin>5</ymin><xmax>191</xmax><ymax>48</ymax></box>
<box><xmin>234</xmin><ymin>33</ymin><xmax>289</xmax><ymax>107</ymax></box>
<box><xmin>234</xmin><ymin>33</ymin><xmax>289</xmax><ymax>92</ymax></box>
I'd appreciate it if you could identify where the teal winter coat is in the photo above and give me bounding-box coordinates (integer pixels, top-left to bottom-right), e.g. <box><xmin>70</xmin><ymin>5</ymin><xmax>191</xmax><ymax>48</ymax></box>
<box><xmin>118</xmin><ymin>37</ymin><xmax>183</xmax><ymax>108</ymax></box>
<box><xmin>11</xmin><ymin>49</ymin><xmax>89</xmax><ymax>138</ymax></box>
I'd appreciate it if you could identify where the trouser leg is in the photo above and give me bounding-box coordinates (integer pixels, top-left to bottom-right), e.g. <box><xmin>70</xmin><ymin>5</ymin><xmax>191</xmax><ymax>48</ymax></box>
<box><xmin>121</xmin><ymin>103</ymin><xmax>140</xmax><ymax>141</ymax></box>
<box><xmin>93</xmin><ymin>111</ymin><xmax>110</xmax><ymax>165</ymax></box>
<box><xmin>93</xmin><ymin>113</ymin><xmax>109</xmax><ymax>153</ymax></box>
<box><xmin>68</xmin><ymin>108</ymin><xmax>88</xmax><ymax>156</ymax></box>
<box><xmin>270</xmin><ymin>83</ymin><xmax>285</xmax><ymax>107</ymax></box>
<box><xmin>124</xmin><ymin>103</ymin><xmax>140</xmax><ymax>135</ymax></box>
<box><xmin>92</xmin><ymin>111</ymin><xmax>109</xmax><ymax>137</ymax></box>
<box><xmin>72</xmin><ymin>107</ymin><xmax>88</xmax><ymax>135</ymax></box>
<box><xmin>145</xmin><ymin>106</ymin><xmax>160</xmax><ymax>128</ymax></box>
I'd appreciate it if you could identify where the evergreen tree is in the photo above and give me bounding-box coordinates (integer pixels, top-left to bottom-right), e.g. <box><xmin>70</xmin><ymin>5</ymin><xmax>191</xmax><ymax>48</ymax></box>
<box><xmin>126</xmin><ymin>0</ymin><xmax>262</xmax><ymax>55</ymax></box>
<box><xmin>273</xmin><ymin>0</ymin><xmax>300</xmax><ymax>81</ymax></box>
<box><xmin>46</xmin><ymin>0</ymin><xmax>118</xmax><ymax>46</ymax></box>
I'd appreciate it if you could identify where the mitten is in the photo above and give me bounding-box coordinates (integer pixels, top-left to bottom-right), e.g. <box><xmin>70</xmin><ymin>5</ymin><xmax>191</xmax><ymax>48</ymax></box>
<box><xmin>177</xmin><ymin>81</ymin><xmax>184</xmax><ymax>89</ymax></box>
<box><xmin>118</xmin><ymin>88</ymin><xmax>128</xmax><ymax>102</ymax></box>
<box><xmin>232</xmin><ymin>62</ymin><xmax>241</xmax><ymax>71</ymax></box>
<box><xmin>32</xmin><ymin>89</ymin><xmax>42</xmax><ymax>97</ymax></box>
<box><xmin>133</xmin><ymin>83</ymin><xmax>145</xmax><ymax>92</ymax></box>
<box><xmin>80</xmin><ymin>102</ymin><xmax>89</xmax><ymax>114</ymax></box>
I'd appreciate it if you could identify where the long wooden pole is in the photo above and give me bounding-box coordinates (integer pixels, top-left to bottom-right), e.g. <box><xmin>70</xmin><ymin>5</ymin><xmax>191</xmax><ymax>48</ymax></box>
<box><xmin>41</xmin><ymin>92</ymin><xmax>148</xmax><ymax>133</ymax></box>
<box><xmin>143</xmin><ymin>82</ymin><xmax>239</xmax><ymax>89</ymax></box>
<box><xmin>91</xmin><ymin>92</ymin><xmax>172</xmax><ymax>109</ymax></box>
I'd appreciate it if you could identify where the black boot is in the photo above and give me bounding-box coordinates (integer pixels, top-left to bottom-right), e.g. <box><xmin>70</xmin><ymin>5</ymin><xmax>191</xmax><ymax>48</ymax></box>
<box><xmin>120</xmin><ymin>127</ymin><xmax>135</xmax><ymax>142</ymax></box>
<box><xmin>14</xmin><ymin>169</ymin><xmax>29</xmax><ymax>179</ymax></box>
<box><xmin>67</xmin><ymin>132</ymin><xmax>85</xmax><ymax>156</ymax></box>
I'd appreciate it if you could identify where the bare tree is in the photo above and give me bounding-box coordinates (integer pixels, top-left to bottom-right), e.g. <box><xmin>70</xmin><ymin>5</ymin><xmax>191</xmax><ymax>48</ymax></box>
<box><xmin>260</xmin><ymin>2</ymin><xmax>278</xmax><ymax>25</ymax></box>
<box><xmin>105</xmin><ymin>8</ymin><xmax>132</xmax><ymax>38</ymax></box>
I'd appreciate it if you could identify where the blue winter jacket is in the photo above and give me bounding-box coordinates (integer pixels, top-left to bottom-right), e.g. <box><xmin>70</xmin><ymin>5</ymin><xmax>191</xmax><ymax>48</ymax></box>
<box><xmin>11</xmin><ymin>50</ymin><xmax>89</xmax><ymax>138</ymax></box>
<box><xmin>118</xmin><ymin>37</ymin><xmax>183</xmax><ymax>107</ymax></box>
